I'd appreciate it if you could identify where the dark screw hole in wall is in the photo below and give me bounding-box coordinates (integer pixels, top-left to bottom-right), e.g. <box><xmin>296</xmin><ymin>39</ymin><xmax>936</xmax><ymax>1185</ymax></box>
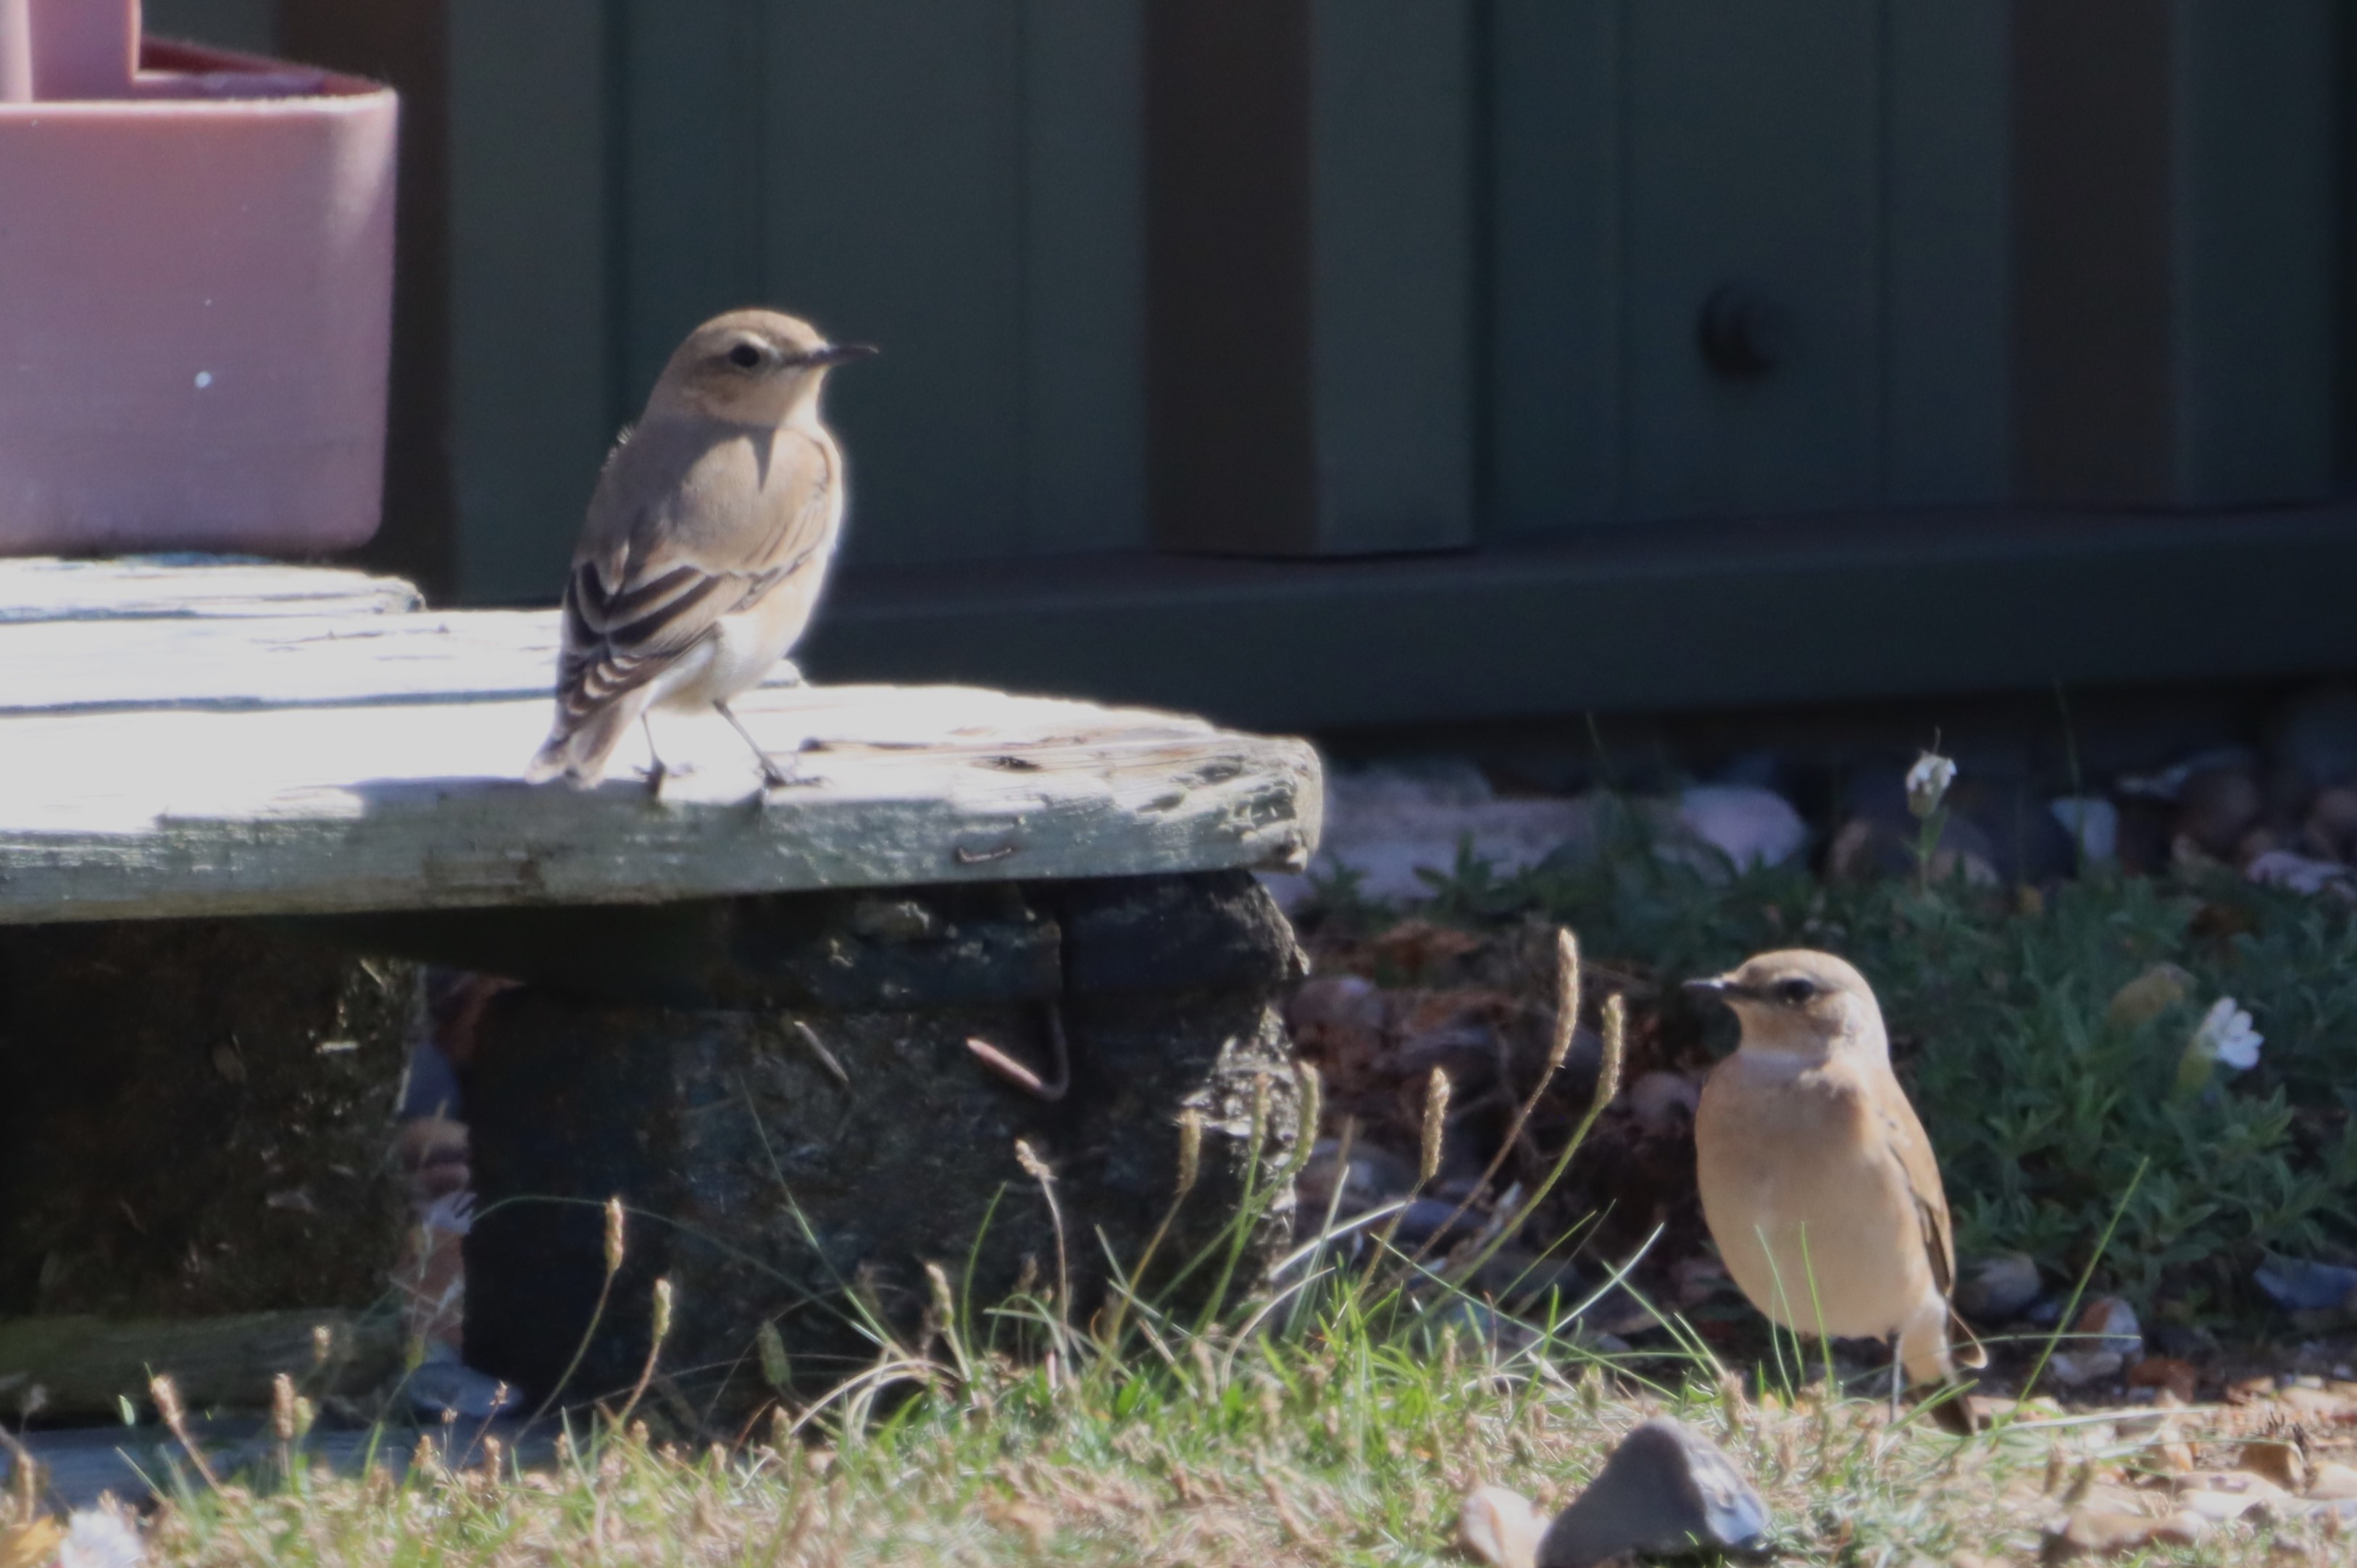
<box><xmin>1698</xmin><ymin>283</ymin><xmax>1795</xmax><ymax>380</ymax></box>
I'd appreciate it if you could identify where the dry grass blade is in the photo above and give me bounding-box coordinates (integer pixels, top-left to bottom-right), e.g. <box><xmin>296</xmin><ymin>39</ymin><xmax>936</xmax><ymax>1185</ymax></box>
<box><xmin>528</xmin><ymin>1195</ymin><xmax>630</xmax><ymax>1425</ymax></box>
<box><xmin>149</xmin><ymin>1373</ymin><xmax>220</xmax><ymax>1490</ymax></box>
<box><xmin>1406</xmin><ymin>925</ymin><xmax>1582</xmax><ymax>1269</ymax></box>
<box><xmin>1417</xmin><ymin>1063</ymin><xmax>1451</xmax><ymax>1186</ymax></box>
<box><xmin>1100</xmin><ymin>1104</ymin><xmax>1209</xmax><ymax>1350</ymax></box>
<box><xmin>612</xmin><ymin>1276</ymin><xmax>674</xmax><ymax>1432</ymax></box>
<box><xmin>1014</xmin><ymin>1139</ymin><xmax>1072</xmax><ymax>1339</ymax></box>
<box><xmin>1447</xmin><ymin>991</ymin><xmax>1626</xmax><ymax>1290</ymax></box>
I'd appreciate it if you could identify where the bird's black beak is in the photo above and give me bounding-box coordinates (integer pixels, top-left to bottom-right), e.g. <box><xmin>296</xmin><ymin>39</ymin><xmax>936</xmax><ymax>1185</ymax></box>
<box><xmin>805</xmin><ymin>342</ymin><xmax>880</xmax><ymax>367</ymax></box>
<box><xmin>1684</xmin><ymin>976</ymin><xmax>1741</xmax><ymax>1001</ymax></box>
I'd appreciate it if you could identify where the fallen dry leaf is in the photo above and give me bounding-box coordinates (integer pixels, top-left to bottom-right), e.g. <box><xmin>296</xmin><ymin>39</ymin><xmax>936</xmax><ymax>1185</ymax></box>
<box><xmin>2279</xmin><ymin>1385</ymin><xmax>2356</xmax><ymax>1422</ymax></box>
<box><xmin>2043</xmin><ymin>1506</ymin><xmax>2205</xmax><ymax>1561</ymax></box>
<box><xmin>1456</xmin><ymin>1485</ymin><xmax>1542</xmax><ymax>1568</ymax></box>
<box><xmin>2124</xmin><ymin>1356</ymin><xmax>2197</xmax><ymax>1404</ymax></box>
<box><xmin>2236</xmin><ymin>1439</ymin><xmax>2307</xmax><ymax>1492</ymax></box>
<box><xmin>1369</xmin><ymin>920</ymin><xmax>1487</xmax><ymax>975</ymax></box>
<box><xmin>0</xmin><ymin>1517</ymin><xmax>64</xmax><ymax>1568</ymax></box>
<box><xmin>2307</xmin><ymin>1461</ymin><xmax>2357</xmax><ymax>1501</ymax></box>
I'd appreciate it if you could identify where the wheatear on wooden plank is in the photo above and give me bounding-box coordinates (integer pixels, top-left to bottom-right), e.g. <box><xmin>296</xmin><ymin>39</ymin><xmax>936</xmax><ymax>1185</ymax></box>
<box><xmin>527</xmin><ymin>309</ymin><xmax>874</xmax><ymax>790</ymax></box>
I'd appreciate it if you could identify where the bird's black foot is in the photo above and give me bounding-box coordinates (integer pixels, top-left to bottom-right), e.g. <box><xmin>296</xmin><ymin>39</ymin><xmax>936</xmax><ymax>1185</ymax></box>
<box><xmin>756</xmin><ymin>758</ymin><xmax>826</xmax><ymax>791</ymax></box>
<box><xmin>636</xmin><ymin>758</ymin><xmax>669</xmax><ymax>797</ymax></box>
<box><xmin>744</xmin><ymin>759</ymin><xmax>828</xmax><ymax>808</ymax></box>
<box><xmin>1923</xmin><ymin>1385</ymin><xmax>1980</xmax><ymax>1436</ymax></box>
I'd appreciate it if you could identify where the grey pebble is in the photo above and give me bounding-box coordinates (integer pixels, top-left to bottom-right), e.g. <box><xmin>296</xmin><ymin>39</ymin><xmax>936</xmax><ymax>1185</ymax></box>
<box><xmin>1538</xmin><ymin>1418</ymin><xmax>1772</xmax><ymax>1568</ymax></box>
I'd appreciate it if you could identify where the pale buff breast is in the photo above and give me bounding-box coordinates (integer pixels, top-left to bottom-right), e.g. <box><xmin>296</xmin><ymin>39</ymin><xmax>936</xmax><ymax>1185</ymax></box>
<box><xmin>654</xmin><ymin>556</ymin><xmax>831</xmax><ymax>714</ymax></box>
<box><xmin>1695</xmin><ymin>1053</ymin><xmax>1937</xmax><ymax>1342</ymax></box>
<box><xmin>652</xmin><ymin>456</ymin><xmax>845</xmax><ymax>715</ymax></box>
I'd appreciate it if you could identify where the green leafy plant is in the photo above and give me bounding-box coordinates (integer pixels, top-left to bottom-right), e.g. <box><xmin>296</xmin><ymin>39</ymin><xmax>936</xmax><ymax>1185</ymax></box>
<box><xmin>1321</xmin><ymin>812</ymin><xmax>2357</xmax><ymax>1323</ymax></box>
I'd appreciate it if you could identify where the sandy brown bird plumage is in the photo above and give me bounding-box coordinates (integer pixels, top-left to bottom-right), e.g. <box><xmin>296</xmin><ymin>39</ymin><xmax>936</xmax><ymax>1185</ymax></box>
<box><xmin>527</xmin><ymin>308</ymin><xmax>874</xmax><ymax>788</ymax></box>
<box><xmin>1688</xmin><ymin>950</ymin><xmax>1985</xmax><ymax>1415</ymax></box>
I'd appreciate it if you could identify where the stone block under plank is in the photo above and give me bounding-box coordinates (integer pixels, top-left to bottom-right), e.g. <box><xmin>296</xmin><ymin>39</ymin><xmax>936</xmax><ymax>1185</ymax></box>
<box><xmin>462</xmin><ymin>870</ymin><xmax>1305</xmax><ymax>1427</ymax></box>
<box><xmin>0</xmin><ymin>919</ymin><xmax>416</xmax><ymax>1318</ymax></box>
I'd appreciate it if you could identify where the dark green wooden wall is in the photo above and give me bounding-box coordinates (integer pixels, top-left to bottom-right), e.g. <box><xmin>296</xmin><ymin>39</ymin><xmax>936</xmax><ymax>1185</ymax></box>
<box><xmin>116</xmin><ymin>1</ymin><xmax>2357</xmax><ymax>728</ymax></box>
<box><xmin>144</xmin><ymin>0</ymin><xmax>2351</xmax><ymax>574</ymax></box>
<box><xmin>1493</xmin><ymin>1</ymin><xmax>2011</xmax><ymax>527</ymax></box>
<box><xmin>444</xmin><ymin>0</ymin><xmax>1146</xmax><ymax>601</ymax></box>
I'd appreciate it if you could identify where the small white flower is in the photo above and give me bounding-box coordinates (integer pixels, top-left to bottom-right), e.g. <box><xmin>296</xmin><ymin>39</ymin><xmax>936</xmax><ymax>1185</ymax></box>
<box><xmin>1904</xmin><ymin>751</ymin><xmax>1956</xmax><ymax>821</ymax></box>
<box><xmin>58</xmin><ymin>1505</ymin><xmax>146</xmax><ymax>1568</ymax></box>
<box><xmin>2192</xmin><ymin>996</ymin><xmax>2263</xmax><ymax>1072</ymax></box>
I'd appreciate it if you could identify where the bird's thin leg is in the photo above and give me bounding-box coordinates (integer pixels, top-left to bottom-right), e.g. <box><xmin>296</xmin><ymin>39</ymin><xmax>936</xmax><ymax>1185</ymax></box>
<box><xmin>1888</xmin><ymin>1341</ymin><xmax>1903</xmax><ymax>1423</ymax></box>
<box><xmin>637</xmin><ymin>715</ymin><xmax>669</xmax><ymax>796</ymax></box>
<box><xmin>713</xmin><ymin>699</ymin><xmax>798</xmax><ymax>790</ymax></box>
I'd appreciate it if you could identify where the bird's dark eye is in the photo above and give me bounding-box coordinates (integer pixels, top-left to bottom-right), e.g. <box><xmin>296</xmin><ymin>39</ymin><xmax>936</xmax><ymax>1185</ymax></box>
<box><xmin>1774</xmin><ymin>977</ymin><xmax>1818</xmax><ymax>1006</ymax></box>
<box><xmin>726</xmin><ymin>343</ymin><xmax>765</xmax><ymax>370</ymax></box>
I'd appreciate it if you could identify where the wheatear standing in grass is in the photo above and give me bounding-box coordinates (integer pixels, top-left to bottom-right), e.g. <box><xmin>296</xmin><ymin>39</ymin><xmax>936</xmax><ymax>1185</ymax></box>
<box><xmin>1688</xmin><ymin>950</ymin><xmax>1984</xmax><ymax>1425</ymax></box>
<box><xmin>526</xmin><ymin>309</ymin><xmax>875</xmax><ymax>789</ymax></box>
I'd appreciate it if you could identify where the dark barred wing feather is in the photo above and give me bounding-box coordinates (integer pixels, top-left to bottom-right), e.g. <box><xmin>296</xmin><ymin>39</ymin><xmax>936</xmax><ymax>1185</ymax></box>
<box><xmin>548</xmin><ymin>556</ymin><xmax>785</xmax><ymax>731</ymax></box>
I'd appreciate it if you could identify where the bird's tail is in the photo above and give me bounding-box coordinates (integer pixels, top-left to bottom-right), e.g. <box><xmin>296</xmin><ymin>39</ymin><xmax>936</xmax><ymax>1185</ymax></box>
<box><xmin>1948</xmin><ymin>1304</ymin><xmax>1990</xmax><ymax>1371</ymax></box>
<box><xmin>1898</xmin><ymin>1291</ymin><xmax>1977</xmax><ymax>1387</ymax></box>
<box><xmin>1903</xmin><ymin>1294</ymin><xmax>1984</xmax><ymax>1433</ymax></box>
<box><xmin>525</xmin><ymin>692</ymin><xmax>646</xmax><ymax>787</ymax></box>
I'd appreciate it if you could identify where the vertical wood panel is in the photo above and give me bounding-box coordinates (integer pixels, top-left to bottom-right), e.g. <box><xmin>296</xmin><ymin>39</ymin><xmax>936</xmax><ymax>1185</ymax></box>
<box><xmin>1623</xmin><ymin>0</ymin><xmax>1881</xmax><ymax>520</ymax></box>
<box><xmin>447</xmin><ymin>0</ymin><xmax>615</xmax><ymax>602</ymax></box>
<box><xmin>1883</xmin><ymin>1</ymin><xmax>2009</xmax><ymax>506</ymax></box>
<box><xmin>280</xmin><ymin>0</ymin><xmax>460</xmax><ymax>599</ymax></box>
<box><xmin>1488</xmin><ymin>0</ymin><xmax>1622</xmax><ymax>533</ymax></box>
<box><xmin>2011</xmin><ymin>0</ymin><xmax>2173</xmax><ymax>503</ymax></box>
<box><xmin>615</xmin><ymin>0</ymin><xmax>766</xmax><ymax>404</ymax></box>
<box><xmin>760</xmin><ymin>0</ymin><xmax>1026</xmax><ymax>566</ymax></box>
<box><xmin>1021</xmin><ymin>0</ymin><xmax>1147</xmax><ymax>556</ymax></box>
<box><xmin>1308</xmin><ymin>0</ymin><xmax>1475</xmax><ymax>552</ymax></box>
<box><xmin>1147</xmin><ymin>0</ymin><xmax>1472</xmax><ymax>556</ymax></box>
<box><xmin>2015</xmin><ymin>1</ymin><xmax>2338</xmax><ymax>506</ymax></box>
<box><xmin>2174</xmin><ymin>0</ymin><xmax>2337</xmax><ymax>504</ymax></box>
<box><xmin>1145</xmin><ymin>0</ymin><xmax>1316</xmax><ymax>554</ymax></box>
<box><xmin>142</xmin><ymin>0</ymin><xmax>275</xmax><ymax>51</ymax></box>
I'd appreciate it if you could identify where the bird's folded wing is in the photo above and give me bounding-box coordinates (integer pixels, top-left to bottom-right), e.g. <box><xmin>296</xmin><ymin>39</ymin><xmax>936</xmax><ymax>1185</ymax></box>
<box><xmin>1879</xmin><ymin>1093</ymin><xmax>1989</xmax><ymax>1368</ymax></box>
<box><xmin>551</xmin><ymin>556</ymin><xmax>777</xmax><ymax>717</ymax></box>
<box><xmin>553</xmin><ymin>425</ymin><xmax>834</xmax><ymax>723</ymax></box>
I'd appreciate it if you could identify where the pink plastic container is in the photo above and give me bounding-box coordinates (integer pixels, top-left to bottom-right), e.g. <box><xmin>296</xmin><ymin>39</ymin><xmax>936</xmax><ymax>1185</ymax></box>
<box><xmin>0</xmin><ymin>0</ymin><xmax>397</xmax><ymax>556</ymax></box>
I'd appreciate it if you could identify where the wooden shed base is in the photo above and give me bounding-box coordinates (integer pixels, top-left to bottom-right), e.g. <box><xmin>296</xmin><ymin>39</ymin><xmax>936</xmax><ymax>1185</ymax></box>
<box><xmin>0</xmin><ymin>559</ymin><xmax>1323</xmax><ymax>1425</ymax></box>
<box><xmin>0</xmin><ymin>919</ymin><xmax>415</xmax><ymax>1321</ymax></box>
<box><xmin>457</xmin><ymin>870</ymin><xmax>1305</xmax><ymax>1427</ymax></box>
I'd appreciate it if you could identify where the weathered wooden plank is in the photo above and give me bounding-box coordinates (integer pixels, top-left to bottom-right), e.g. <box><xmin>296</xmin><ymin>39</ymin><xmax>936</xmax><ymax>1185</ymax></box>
<box><xmin>0</xmin><ymin>684</ymin><xmax>1322</xmax><ymax>922</ymax></box>
<box><xmin>0</xmin><ymin>556</ymin><xmax>423</xmax><ymax>622</ymax></box>
<box><xmin>0</xmin><ymin>606</ymin><xmax>781</xmax><ymax>716</ymax></box>
<box><xmin>1</xmin><ymin>608</ymin><xmax>556</xmax><ymax>714</ymax></box>
<box><xmin>0</xmin><ymin>1311</ymin><xmax>401</xmax><ymax>1418</ymax></box>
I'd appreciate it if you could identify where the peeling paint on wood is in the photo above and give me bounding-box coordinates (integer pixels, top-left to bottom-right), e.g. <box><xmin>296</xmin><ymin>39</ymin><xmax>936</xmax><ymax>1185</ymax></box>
<box><xmin>0</xmin><ymin>562</ymin><xmax>1324</xmax><ymax>924</ymax></box>
<box><xmin>0</xmin><ymin>556</ymin><xmax>422</xmax><ymax>622</ymax></box>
